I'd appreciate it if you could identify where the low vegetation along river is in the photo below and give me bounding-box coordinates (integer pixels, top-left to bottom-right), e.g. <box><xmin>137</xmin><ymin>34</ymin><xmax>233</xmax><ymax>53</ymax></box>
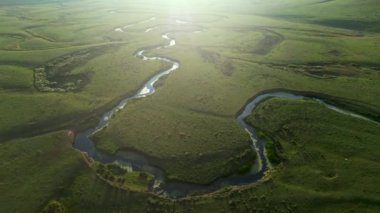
<box><xmin>73</xmin><ymin>20</ymin><xmax>376</xmax><ymax>198</ymax></box>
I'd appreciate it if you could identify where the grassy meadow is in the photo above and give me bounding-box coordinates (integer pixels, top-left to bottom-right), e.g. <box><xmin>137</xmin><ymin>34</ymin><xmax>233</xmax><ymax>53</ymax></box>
<box><xmin>0</xmin><ymin>0</ymin><xmax>379</xmax><ymax>212</ymax></box>
<box><xmin>0</xmin><ymin>131</ymin><xmax>85</xmax><ymax>212</ymax></box>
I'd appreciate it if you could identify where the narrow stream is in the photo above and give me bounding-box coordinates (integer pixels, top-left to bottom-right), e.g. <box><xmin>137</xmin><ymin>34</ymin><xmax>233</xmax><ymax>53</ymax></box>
<box><xmin>73</xmin><ymin>23</ymin><xmax>378</xmax><ymax>199</ymax></box>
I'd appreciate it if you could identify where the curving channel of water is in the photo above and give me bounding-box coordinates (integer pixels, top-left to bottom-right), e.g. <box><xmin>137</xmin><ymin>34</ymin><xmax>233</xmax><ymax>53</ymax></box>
<box><xmin>73</xmin><ymin>24</ymin><xmax>378</xmax><ymax>199</ymax></box>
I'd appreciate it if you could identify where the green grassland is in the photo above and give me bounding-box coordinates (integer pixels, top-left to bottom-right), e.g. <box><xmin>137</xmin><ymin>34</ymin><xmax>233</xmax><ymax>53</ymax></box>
<box><xmin>0</xmin><ymin>0</ymin><xmax>379</xmax><ymax>212</ymax></box>
<box><xmin>94</xmin><ymin>1</ymin><xmax>380</xmax><ymax>183</ymax></box>
<box><xmin>0</xmin><ymin>131</ymin><xmax>85</xmax><ymax>212</ymax></box>
<box><xmin>38</xmin><ymin>98</ymin><xmax>380</xmax><ymax>212</ymax></box>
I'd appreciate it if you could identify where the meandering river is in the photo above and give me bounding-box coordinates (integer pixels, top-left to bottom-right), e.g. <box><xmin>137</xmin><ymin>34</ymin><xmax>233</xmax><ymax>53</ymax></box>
<box><xmin>73</xmin><ymin>20</ymin><xmax>377</xmax><ymax>198</ymax></box>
